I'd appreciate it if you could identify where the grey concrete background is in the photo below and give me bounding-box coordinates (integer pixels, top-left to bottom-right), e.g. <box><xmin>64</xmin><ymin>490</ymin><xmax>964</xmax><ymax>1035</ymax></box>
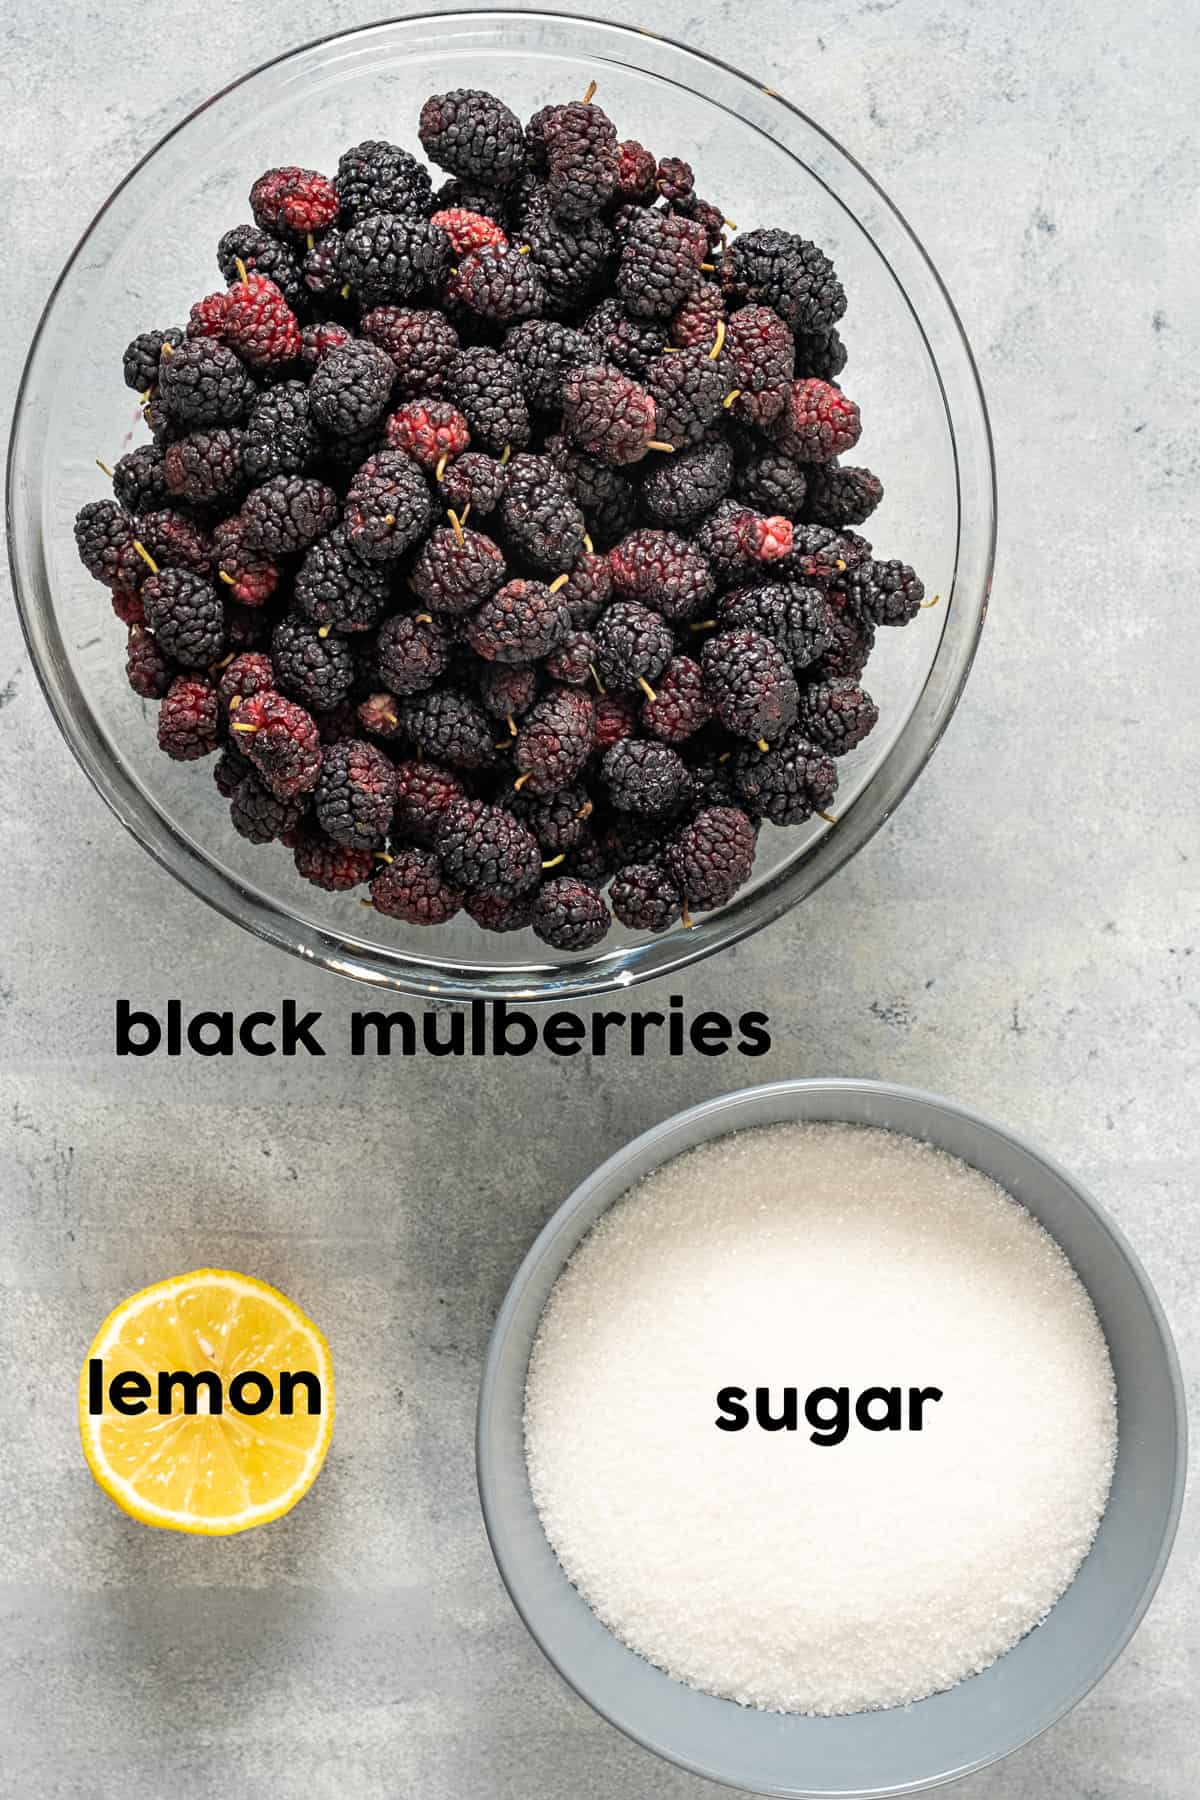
<box><xmin>1</xmin><ymin>1</ymin><xmax>1197</xmax><ymax>1795</ymax></box>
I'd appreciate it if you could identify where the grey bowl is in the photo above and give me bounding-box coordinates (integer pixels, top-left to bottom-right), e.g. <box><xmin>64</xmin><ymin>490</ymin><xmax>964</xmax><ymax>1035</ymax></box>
<box><xmin>476</xmin><ymin>1079</ymin><xmax>1186</xmax><ymax>1798</ymax></box>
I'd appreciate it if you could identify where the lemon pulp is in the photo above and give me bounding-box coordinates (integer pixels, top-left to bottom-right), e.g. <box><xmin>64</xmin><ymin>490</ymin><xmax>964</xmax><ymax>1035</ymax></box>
<box><xmin>79</xmin><ymin>1268</ymin><xmax>334</xmax><ymax>1535</ymax></box>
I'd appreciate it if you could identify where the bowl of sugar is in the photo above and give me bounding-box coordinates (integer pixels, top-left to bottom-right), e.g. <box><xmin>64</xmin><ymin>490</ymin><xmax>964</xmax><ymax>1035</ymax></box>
<box><xmin>477</xmin><ymin>1079</ymin><xmax>1185</xmax><ymax>1797</ymax></box>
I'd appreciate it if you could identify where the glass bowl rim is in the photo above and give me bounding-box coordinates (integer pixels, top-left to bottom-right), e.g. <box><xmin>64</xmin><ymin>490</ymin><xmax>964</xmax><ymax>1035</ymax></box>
<box><xmin>7</xmin><ymin>7</ymin><xmax>997</xmax><ymax>1003</ymax></box>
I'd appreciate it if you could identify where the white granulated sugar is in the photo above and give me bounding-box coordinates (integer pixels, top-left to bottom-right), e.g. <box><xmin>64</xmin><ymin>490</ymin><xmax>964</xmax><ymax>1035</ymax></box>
<box><xmin>524</xmin><ymin>1124</ymin><xmax>1118</xmax><ymax>1716</ymax></box>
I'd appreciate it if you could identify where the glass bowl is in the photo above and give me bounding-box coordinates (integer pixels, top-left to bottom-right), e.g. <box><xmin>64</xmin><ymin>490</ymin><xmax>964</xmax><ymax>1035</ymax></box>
<box><xmin>7</xmin><ymin>10</ymin><xmax>995</xmax><ymax>1002</ymax></box>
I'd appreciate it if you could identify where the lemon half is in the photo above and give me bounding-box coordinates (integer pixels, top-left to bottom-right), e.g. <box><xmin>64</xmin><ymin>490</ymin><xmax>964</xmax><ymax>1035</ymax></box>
<box><xmin>79</xmin><ymin>1268</ymin><xmax>334</xmax><ymax>1535</ymax></box>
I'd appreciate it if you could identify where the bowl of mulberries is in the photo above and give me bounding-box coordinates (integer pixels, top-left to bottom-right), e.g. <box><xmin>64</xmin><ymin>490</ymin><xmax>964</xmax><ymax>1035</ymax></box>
<box><xmin>10</xmin><ymin>15</ymin><xmax>994</xmax><ymax>999</ymax></box>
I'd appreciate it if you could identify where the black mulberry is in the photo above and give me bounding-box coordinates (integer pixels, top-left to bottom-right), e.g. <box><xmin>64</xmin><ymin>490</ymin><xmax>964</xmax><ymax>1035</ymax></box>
<box><xmin>797</xmin><ymin>676</ymin><xmax>879</xmax><ymax>754</ymax></box>
<box><xmin>294</xmin><ymin>529</ymin><xmax>389</xmax><ymax>634</ymax></box>
<box><xmin>639</xmin><ymin>439</ymin><xmax>733</xmax><ymax>530</ymax></box>
<box><xmin>644</xmin><ymin>347</ymin><xmax>728</xmax><ymax>447</ymax></box>
<box><xmin>411</xmin><ymin>525</ymin><xmax>507</xmax><ymax>614</ymax></box>
<box><xmin>617</xmin><ymin>210</ymin><xmax>706</xmax><ymax>320</ymax></box>
<box><xmin>309</xmin><ymin>341</ymin><xmax>397</xmax><ymax>436</ymax></box>
<box><xmin>271</xmin><ymin>613</ymin><xmax>356</xmax><ymax>712</ymax></box>
<box><xmin>503</xmin><ymin>319</ymin><xmax>593</xmax><ymax>412</ymax></box>
<box><xmin>513</xmin><ymin>687</ymin><xmax>594</xmax><ymax>796</ymax></box>
<box><xmin>163</xmin><ymin>429</ymin><xmax>245</xmax><ymax>507</ymax></box>
<box><xmin>444</xmin><ymin>347</ymin><xmax>530</xmax><ymax>454</ymax></box>
<box><xmin>733</xmin><ymin>727</ymin><xmax>838</xmax><ymax>826</ymax></box>
<box><xmin>243</xmin><ymin>380</ymin><xmax>321</xmax><ymax>482</ymax></box>
<box><xmin>419</xmin><ymin>89</ymin><xmax>526</xmax><ymax>188</ymax></box>
<box><xmin>436</xmin><ymin>798</ymin><xmax>541</xmax><ymax>896</ymax></box>
<box><xmin>158</xmin><ymin>676</ymin><xmax>221</xmax><ymax>762</ymax></box>
<box><xmin>111</xmin><ymin>444</ymin><xmax>170</xmax><ymax>515</ymax></box>
<box><xmin>123</xmin><ymin>327</ymin><xmax>183</xmax><ymax>393</ymax></box>
<box><xmin>74</xmin><ymin>499</ymin><xmax>139</xmax><ymax>590</ymax></box>
<box><xmin>241</xmin><ymin>475</ymin><xmax>339</xmax><ymax>557</ymax></box>
<box><xmin>343</xmin><ymin>451</ymin><xmax>433</xmax><ymax>562</ymax></box>
<box><xmin>376</xmin><ymin>612</ymin><xmax>452</xmax><ymax>695</ymax></box>
<box><xmin>608</xmin><ymin>529</ymin><xmax>715</xmax><ymax>622</ymax></box>
<box><xmin>533</xmin><ymin>876</ymin><xmax>610</xmax><ymax>950</ymax></box>
<box><xmin>361</xmin><ymin>306</ymin><xmax>460</xmax><ymax>396</ymax></box>
<box><xmin>602</xmin><ymin>737</ymin><xmax>692</xmax><ymax>817</ymax></box>
<box><xmin>804</xmin><ymin>464</ymin><xmax>884</xmax><ymax>529</ymax></box>
<box><xmin>338</xmin><ymin>213</ymin><xmax>452</xmax><ymax>307</ymax></box>
<box><xmin>449</xmin><ymin>244</ymin><xmax>545</xmax><ymax>323</ymax></box>
<box><xmin>701</xmin><ymin>627</ymin><xmax>798</xmax><ymax>743</ymax></box>
<box><xmin>666</xmin><ymin>805</ymin><xmax>757</xmax><ymax>910</ymax></box>
<box><xmin>542</xmin><ymin>100</ymin><xmax>619</xmax><ymax>222</ymax></box>
<box><xmin>335</xmin><ymin>139</ymin><xmax>434</xmax><ymax>220</ymax></box>
<box><xmin>641</xmin><ymin>655</ymin><xmax>709</xmax><ymax>742</ymax></box>
<box><xmin>721</xmin><ymin>228</ymin><xmax>847</xmax><ymax>334</ymax></box>
<box><xmin>398</xmin><ymin>688</ymin><xmax>497</xmax><ymax>769</ymax></box>
<box><xmin>158</xmin><ymin>339</ymin><xmax>255</xmax><ymax>427</ymax></box>
<box><xmin>315</xmin><ymin>739</ymin><xmax>398</xmax><ymax>849</ymax></box>
<box><xmin>142</xmin><ymin>569</ymin><xmax>226</xmax><ymax>668</ymax></box>
<box><xmin>468</xmin><ymin>578</ymin><xmax>571</xmax><ymax>663</ymax></box>
<box><xmin>500</xmin><ymin>453</ymin><xmax>586</xmax><ymax>572</ymax></box>
<box><xmin>561</xmin><ymin>362</ymin><xmax>658</xmax><ymax>466</ymax></box>
<box><xmin>438</xmin><ymin>450</ymin><xmax>507</xmax><ymax>518</ymax></box>
<box><xmin>716</xmin><ymin>582</ymin><xmax>834</xmax><ymax>671</ymax></box>
<box><xmin>371</xmin><ymin>847</ymin><xmax>463</xmax><ymax>925</ymax></box>
<box><xmin>593</xmin><ymin>599</ymin><xmax>674</xmax><ymax>693</ymax></box>
<box><xmin>847</xmin><ymin>557</ymin><xmax>925</xmax><ymax>626</ymax></box>
<box><xmin>610</xmin><ymin>862</ymin><xmax>683</xmax><ymax>932</ymax></box>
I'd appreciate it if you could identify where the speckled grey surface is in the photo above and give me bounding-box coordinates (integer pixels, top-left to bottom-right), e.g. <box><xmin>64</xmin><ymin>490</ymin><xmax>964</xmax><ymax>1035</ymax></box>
<box><xmin>0</xmin><ymin>3</ymin><xmax>1197</xmax><ymax>1796</ymax></box>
